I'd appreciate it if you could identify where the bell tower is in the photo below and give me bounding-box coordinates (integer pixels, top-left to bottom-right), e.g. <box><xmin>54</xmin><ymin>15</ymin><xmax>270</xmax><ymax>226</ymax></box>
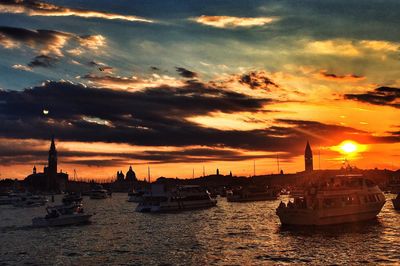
<box><xmin>305</xmin><ymin>141</ymin><xmax>313</xmax><ymax>172</ymax></box>
<box><xmin>48</xmin><ymin>135</ymin><xmax>58</xmax><ymax>175</ymax></box>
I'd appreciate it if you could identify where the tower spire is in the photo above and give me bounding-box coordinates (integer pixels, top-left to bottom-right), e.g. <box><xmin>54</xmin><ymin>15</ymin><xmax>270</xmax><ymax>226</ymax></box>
<box><xmin>305</xmin><ymin>141</ymin><xmax>313</xmax><ymax>172</ymax></box>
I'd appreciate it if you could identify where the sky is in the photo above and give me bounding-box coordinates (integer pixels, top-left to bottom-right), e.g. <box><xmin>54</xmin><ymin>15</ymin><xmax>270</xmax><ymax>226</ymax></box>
<box><xmin>1</xmin><ymin>0</ymin><xmax>400</xmax><ymax>180</ymax></box>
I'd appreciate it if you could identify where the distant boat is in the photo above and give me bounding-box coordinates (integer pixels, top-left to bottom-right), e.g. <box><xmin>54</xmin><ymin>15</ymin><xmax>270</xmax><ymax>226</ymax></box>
<box><xmin>276</xmin><ymin>175</ymin><xmax>386</xmax><ymax>226</ymax></box>
<box><xmin>128</xmin><ymin>189</ymin><xmax>144</xmax><ymax>203</ymax></box>
<box><xmin>0</xmin><ymin>191</ymin><xmax>22</xmax><ymax>205</ymax></box>
<box><xmin>226</xmin><ymin>186</ymin><xmax>278</xmax><ymax>202</ymax></box>
<box><xmin>90</xmin><ymin>185</ymin><xmax>109</xmax><ymax>199</ymax></box>
<box><xmin>392</xmin><ymin>193</ymin><xmax>400</xmax><ymax>210</ymax></box>
<box><xmin>62</xmin><ymin>192</ymin><xmax>83</xmax><ymax>205</ymax></box>
<box><xmin>12</xmin><ymin>194</ymin><xmax>48</xmax><ymax>208</ymax></box>
<box><xmin>32</xmin><ymin>203</ymin><xmax>92</xmax><ymax>227</ymax></box>
<box><xmin>136</xmin><ymin>185</ymin><xmax>217</xmax><ymax>213</ymax></box>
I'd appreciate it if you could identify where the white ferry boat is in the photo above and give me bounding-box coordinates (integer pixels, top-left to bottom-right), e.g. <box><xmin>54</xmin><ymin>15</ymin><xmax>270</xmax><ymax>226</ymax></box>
<box><xmin>32</xmin><ymin>203</ymin><xmax>92</xmax><ymax>227</ymax></box>
<box><xmin>276</xmin><ymin>175</ymin><xmax>386</xmax><ymax>225</ymax></box>
<box><xmin>135</xmin><ymin>185</ymin><xmax>217</xmax><ymax>213</ymax></box>
<box><xmin>226</xmin><ymin>186</ymin><xmax>278</xmax><ymax>202</ymax></box>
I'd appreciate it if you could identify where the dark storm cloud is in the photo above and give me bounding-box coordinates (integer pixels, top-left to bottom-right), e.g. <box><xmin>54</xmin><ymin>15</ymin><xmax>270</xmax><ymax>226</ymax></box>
<box><xmin>344</xmin><ymin>86</ymin><xmax>400</xmax><ymax>108</ymax></box>
<box><xmin>175</xmin><ymin>67</ymin><xmax>198</xmax><ymax>78</ymax></box>
<box><xmin>28</xmin><ymin>54</ymin><xmax>57</xmax><ymax>68</ymax></box>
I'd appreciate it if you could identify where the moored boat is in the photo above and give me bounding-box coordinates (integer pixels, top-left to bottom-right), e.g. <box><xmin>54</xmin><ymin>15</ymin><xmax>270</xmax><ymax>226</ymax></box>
<box><xmin>62</xmin><ymin>192</ymin><xmax>83</xmax><ymax>204</ymax></box>
<box><xmin>136</xmin><ymin>184</ymin><xmax>217</xmax><ymax>213</ymax></box>
<box><xmin>276</xmin><ymin>175</ymin><xmax>386</xmax><ymax>226</ymax></box>
<box><xmin>32</xmin><ymin>203</ymin><xmax>92</xmax><ymax>227</ymax></box>
<box><xmin>226</xmin><ymin>186</ymin><xmax>279</xmax><ymax>202</ymax></box>
<box><xmin>128</xmin><ymin>189</ymin><xmax>144</xmax><ymax>202</ymax></box>
<box><xmin>0</xmin><ymin>191</ymin><xmax>22</xmax><ymax>205</ymax></box>
<box><xmin>13</xmin><ymin>194</ymin><xmax>48</xmax><ymax>207</ymax></box>
<box><xmin>90</xmin><ymin>185</ymin><xmax>109</xmax><ymax>199</ymax></box>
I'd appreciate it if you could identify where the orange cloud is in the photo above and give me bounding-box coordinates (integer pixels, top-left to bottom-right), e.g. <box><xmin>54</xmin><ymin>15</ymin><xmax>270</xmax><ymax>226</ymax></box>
<box><xmin>192</xmin><ymin>15</ymin><xmax>277</xmax><ymax>28</ymax></box>
<box><xmin>0</xmin><ymin>0</ymin><xmax>153</xmax><ymax>23</ymax></box>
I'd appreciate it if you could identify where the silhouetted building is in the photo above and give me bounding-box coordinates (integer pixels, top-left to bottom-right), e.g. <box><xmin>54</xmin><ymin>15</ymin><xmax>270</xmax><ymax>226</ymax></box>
<box><xmin>305</xmin><ymin>141</ymin><xmax>313</xmax><ymax>172</ymax></box>
<box><xmin>116</xmin><ymin>171</ymin><xmax>125</xmax><ymax>182</ymax></box>
<box><xmin>126</xmin><ymin>166</ymin><xmax>137</xmax><ymax>182</ymax></box>
<box><xmin>24</xmin><ymin>136</ymin><xmax>68</xmax><ymax>192</ymax></box>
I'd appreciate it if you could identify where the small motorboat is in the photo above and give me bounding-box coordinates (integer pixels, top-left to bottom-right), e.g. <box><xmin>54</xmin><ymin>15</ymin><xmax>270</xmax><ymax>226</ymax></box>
<box><xmin>392</xmin><ymin>193</ymin><xmax>400</xmax><ymax>210</ymax></box>
<box><xmin>32</xmin><ymin>203</ymin><xmax>92</xmax><ymax>227</ymax></box>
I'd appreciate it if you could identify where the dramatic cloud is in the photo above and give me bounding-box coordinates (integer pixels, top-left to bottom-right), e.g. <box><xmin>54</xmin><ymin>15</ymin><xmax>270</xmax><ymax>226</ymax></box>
<box><xmin>344</xmin><ymin>86</ymin><xmax>400</xmax><ymax>108</ymax></box>
<box><xmin>0</xmin><ymin>26</ymin><xmax>70</xmax><ymax>56</ymax></box>
<box><xmin>87</xmin><ymin>61</ymin><xmax>113</xmax><ymax>73</ymax></box>
<box><xmin>0</xmin><ymin>0</ymin><xmax>152</xmax><ymax>23</ymax></box>
<box><xmin>317</xmin><ymin>70</ymin><xmax>365</xmax><ymax>82</ymax></box>
<box><xmin>0</xmin><ymin>26</ymin><xmax>105</xmax><ymax>57</ymax></box>
<box><xmin>239</xmin><ymin>71</ymin><xmax>279</xmax><ymax>90</ymax></box>
<box><xmin>0</xmin><ymin>80</ymin><xmax>391</xmax><ymax>164</ymax></box>
<box><xmin>192</xmin><ymin>15</ymin><xmax>277</xmax><ymax>28</ymax></box>
<box><xmin>175</xmin><ymin>67</ymin><xmax>198</xmax><ymax>79</ymax></box>
<box><xmin>28</xmin><ymin>54</ymin><xmax>58</xmax><ymax>68</ymax></box>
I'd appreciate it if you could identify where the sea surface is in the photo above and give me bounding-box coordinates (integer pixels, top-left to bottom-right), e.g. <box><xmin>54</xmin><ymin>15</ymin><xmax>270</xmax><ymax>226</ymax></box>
<box><xmin>1</xmin><ymin>193</ymin><xmax>399</xmax><ymax>265</ymax></box>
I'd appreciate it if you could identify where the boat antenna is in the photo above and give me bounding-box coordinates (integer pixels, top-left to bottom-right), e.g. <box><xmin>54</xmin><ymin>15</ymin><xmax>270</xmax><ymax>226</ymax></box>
<box><xmin>253</xmin><ymin>161</ymin><xmax>256</xmax><ymax>177</ymax></box>
<box><xmin>192</xmin><ymin>168</ymin><xmax>194</xmax><ymax>179</ymax></box>
<box><xmin>203</xmin><ymin>165</ymin><xmax>205</xmax><ymax>177</ymax></box>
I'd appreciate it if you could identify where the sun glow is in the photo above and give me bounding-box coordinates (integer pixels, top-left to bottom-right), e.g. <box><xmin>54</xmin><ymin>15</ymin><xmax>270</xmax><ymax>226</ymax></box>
<box><xmin>331</xmin><ymin>140</ymin><xmax>368</xmax><ymax>155</ymax></box>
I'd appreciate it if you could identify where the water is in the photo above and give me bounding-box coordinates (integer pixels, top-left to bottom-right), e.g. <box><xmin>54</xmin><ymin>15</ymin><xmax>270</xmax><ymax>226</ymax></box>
<box><xmin>1</xmin><ymin>194</ymin><xmax>399</xmax><ymax>265</ymax></box>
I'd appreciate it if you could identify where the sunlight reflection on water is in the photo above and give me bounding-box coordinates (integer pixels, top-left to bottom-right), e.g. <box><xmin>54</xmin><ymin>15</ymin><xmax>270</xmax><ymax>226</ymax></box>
<box><xmin>0</xmin><ymin>194</ymin><xmax>399</xmax><ymax>265</ymax></box>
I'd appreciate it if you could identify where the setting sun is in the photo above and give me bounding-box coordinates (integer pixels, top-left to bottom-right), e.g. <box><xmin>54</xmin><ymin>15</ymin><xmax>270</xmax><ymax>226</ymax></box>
<box><xmin>331</xmin><ymin>140</ymin><xmax>368</xmax><ymax>156</ymax></box>
<box><xmin>341</xmin><ymin>141</ymin><xmax>357</xmax><ymax>153</ymax></box>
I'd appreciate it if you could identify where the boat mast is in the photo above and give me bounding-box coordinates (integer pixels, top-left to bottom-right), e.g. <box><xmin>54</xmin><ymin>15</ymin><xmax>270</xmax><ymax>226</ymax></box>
<box><xmin>277</xmin><ymin>154</ymin><xmax>280</xmax><ymax>174</ymax></box>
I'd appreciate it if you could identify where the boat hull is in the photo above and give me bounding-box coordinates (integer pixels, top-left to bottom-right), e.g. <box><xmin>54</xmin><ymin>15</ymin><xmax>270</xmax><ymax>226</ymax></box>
<box><xmin>276</xmin><ymin>201</ymin><xmax>385</xmax><ymax>226</ymax></box>
<box><xmin>392</xmin><ymin>198</ymin><xmax>400</xmax><ymax>210</ymax></box>
<box><xmin>32</xmin><ymin>214</ymin><xmax>92</xmax><ymax>227</ymax></box>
